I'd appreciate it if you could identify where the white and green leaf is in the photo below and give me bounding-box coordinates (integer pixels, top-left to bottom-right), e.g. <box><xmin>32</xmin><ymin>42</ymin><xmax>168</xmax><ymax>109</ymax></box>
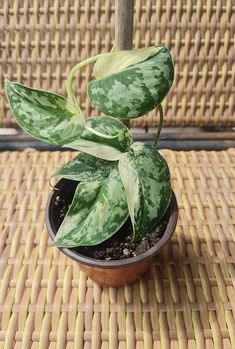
<box><xmin>87</xmin><ymin>45</ymin><xmax>174</xmax><ymax>119</ymax></box>
<box><xmin>118</xmin><ymin>142</ymin><xmax>172</xmax><ymax>242</ymax></box>
<box><xmin>51</xmin><ymin>165</ymin><xmax>129</xmax><ymax>247</ymax></box>
<box><xmin>64</xmin><ymin>141</ymin><xmax>124</xmax><ymax>161</ymax></box>
<box><xmin>65</xmin><ymin>116</ymin><xmax>132</xmax><ymax>161</ymax></box>
<box><xmin>94</xmin><ymin>46</ymin><xmax>158</xmax><ymax>79</ymax></box>
<box><xmin>5</xmin><ymin>80</ymin><xmax>85</xmax><ymax>145</ymax></box>
<box><xmin>51</xmin><ymin>153</ymin><xmax>109</xmax><ymax>181</ymax></box>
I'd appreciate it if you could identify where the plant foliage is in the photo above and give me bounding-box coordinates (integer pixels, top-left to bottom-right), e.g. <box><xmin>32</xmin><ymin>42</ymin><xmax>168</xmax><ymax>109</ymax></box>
<box><xmin>6</xmin><ymin>44</ymin><xmax>174</xmax><ymax>248</ymax></box>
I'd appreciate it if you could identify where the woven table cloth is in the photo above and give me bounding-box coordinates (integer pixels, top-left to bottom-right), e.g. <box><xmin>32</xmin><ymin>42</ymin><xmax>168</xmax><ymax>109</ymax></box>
<box><xmin>0</xmin><ymin>149</ymin><xmax>235</xmax><ymax>348</ymax></box>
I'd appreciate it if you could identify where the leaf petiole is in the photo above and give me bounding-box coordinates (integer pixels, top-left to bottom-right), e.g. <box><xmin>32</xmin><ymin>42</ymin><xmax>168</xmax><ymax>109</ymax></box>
<box><xmin>66</xmin><ymin>54</ymin><xmax>104</xmax><ymax>112</ymax></box>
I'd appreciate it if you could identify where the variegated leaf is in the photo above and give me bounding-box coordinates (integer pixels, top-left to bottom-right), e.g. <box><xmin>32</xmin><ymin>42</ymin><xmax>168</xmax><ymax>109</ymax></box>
<box><xmin>94</xmin><ymin>46</ymin><xmax>158</xmax><ymax>79</ymax></box>
<box><xmin>65</xmin><ymin>116</ymin><xmax>132</xmax><ymax>161</ymax></box>
<box><xmin>87</xmin><ymin>45</ymin><xmax>174</xmax><ymax>119</ymax></box>
<box><xmin>51</xmin><ymin>165</ymin><xmax>129</xmax><ymax>247</ymax></box>
<box><xmin>5</xmin><ymin>80</ymin><xmax>84</xmax><ymax>145</ymax></box>
<box><xmin>118</xmin><ymin>142</ymin><xmax>172</xmax><ymax>242</ymax></box>
<box><xmin>51</xmin><ymin>153</ymin><xmax>109</xmax><ymax>181</ymax></box>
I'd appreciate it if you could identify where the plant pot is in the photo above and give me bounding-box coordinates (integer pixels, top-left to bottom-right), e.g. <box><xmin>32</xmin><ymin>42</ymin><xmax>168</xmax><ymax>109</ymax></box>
<box><xmin>46</xmin><ymin>179</ymin><xmax>178</xmax><ymax>287</ymax></box>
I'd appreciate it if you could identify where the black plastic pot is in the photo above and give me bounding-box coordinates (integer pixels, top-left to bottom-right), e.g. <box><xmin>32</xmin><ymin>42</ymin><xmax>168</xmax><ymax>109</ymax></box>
<box><xmin>46</xmin><ymin>179</ymin><xmax>178</xmax><ymax>287</ymax></box>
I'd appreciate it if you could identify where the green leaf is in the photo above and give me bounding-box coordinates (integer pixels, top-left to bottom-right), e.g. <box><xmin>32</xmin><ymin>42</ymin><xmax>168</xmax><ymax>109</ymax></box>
<box><xmin>87</xmin><ymin>45</ymin><xmax>174</xmax><ymax>119</ymax></box>
<box><xmin>51</xmin><ymin>153</ymin><xmax>109</xmax><ymax>181</ymax></box>
<box><xmin>118</xmin><ymin>142</ymin><xmax>172</xmax><ymax>242</ymax></box>
<box><xmin>51</xmin><ymin>165</ymin><xmax>129</xmax><ymax>247</ymax></box>
<box><xmin>65</xmin><ymin>116</ymin><xmax>132</xmax><ymax>161</ymax></box>
<box><xmin>5</xmin><ymin>80</ymin><xmax>84</xmax><ymax>145</ymax></box>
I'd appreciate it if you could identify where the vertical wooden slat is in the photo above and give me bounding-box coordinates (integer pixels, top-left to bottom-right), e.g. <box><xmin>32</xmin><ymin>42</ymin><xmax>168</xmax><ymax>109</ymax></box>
<box><xmin>115</xmin><ymin>0</ymin><xmax>134</xmax><ymax>50</ymax></box>
<box><xmin>115</xmin><ymin>0</ymin><xmax>134</xmax><ymax>127</ymax></box>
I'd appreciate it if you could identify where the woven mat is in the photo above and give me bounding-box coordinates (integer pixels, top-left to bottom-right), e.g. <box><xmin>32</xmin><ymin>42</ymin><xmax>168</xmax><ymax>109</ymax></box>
<box><xmin>1</xmin><ymin>0</ymin><xmax>234</xmax><ymax>128</ymax></box>
<box><xmin>0</xmin><ymin>149</ymin><xmax>235</xmax><ymax>348</ymax></box>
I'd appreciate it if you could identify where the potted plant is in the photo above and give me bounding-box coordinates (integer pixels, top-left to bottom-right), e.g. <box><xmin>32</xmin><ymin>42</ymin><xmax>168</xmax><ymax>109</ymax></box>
<box><xmin>5</xmin><ymin>45</ymin><xmax>178</xmax><ymax>287</ymax></box>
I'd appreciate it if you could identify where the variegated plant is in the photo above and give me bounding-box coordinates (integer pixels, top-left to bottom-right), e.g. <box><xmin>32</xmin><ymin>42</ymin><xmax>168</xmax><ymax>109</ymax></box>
<box><xmin>5</xmin><ymin>44</ymin><xmax>174</xmax><ymax>249</ymax></box>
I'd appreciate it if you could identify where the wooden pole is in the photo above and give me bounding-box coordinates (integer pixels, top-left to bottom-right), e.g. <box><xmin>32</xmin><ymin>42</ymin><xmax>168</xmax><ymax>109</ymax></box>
<box><xmin>115</xmin><ymin>0</ymin><xmax>134</xmax><ymax>126</ymax></box>
<box><xmin>115</xmin><ymin>0</ymin><xmax>134</xmax><ymax>50</ymax></box>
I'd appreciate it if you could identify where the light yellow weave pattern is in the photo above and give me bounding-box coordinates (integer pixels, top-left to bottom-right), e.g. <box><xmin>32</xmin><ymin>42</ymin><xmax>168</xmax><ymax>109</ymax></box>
<box><xmin>0</xmin><ymin>149</ymin><xmax>235</xmax><ymax>348</ymax></box>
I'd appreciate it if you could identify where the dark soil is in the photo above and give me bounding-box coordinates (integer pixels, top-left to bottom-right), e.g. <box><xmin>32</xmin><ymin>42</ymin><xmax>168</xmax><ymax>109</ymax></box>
<box><xmin>54</xmin><ymin>189</ymin><xmax>168</xmax><ymax>261</ymax></box>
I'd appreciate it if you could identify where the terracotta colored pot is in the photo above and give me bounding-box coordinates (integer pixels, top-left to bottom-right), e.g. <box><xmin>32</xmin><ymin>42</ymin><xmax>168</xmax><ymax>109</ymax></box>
<box><xmin>46</xmin><ymin>179</ymin><xmax>178</xmax><ymax>287</ymax></box>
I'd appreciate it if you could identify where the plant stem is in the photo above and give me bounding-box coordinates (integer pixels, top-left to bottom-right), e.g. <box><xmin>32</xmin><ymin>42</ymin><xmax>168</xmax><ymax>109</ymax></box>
<box><xmin>66</xmin><ymin>54</ymin><xmax>103</xmax><ymax>109</ymax></box>
<box><xmin>154</xmin><ymin>104</ymin><xmax>164</xmax><ymax>146</ymax></box>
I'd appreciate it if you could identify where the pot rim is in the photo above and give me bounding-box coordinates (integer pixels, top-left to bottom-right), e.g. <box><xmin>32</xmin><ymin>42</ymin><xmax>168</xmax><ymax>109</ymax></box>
<box><xmin>45</xmin><ymin>179</ymin><xmax>178</xmax><ymax>269</ymax></box>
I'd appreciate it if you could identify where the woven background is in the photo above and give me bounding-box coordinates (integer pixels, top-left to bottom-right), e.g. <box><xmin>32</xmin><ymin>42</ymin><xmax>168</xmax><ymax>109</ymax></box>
<box><xmin>0</xmin><ymin>149</ymin><xmax>235</xmax><ymax>348</ymax></box>
<box><xmin>0</xmin><ymin>0</ymin><xmax>234</xmax><ymax>129</ymax></box>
